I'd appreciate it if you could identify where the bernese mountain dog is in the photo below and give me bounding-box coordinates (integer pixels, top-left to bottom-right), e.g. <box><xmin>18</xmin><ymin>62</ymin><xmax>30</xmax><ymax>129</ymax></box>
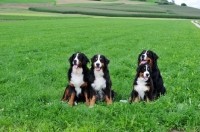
<box><xmin>61</xmin><ymin>52</ymin><xmax>90</xmax><ymax>106</ymax></box>
<box><xmin>138</xmin><ymin>50</ymin><xmax>166</xmax><ymax>99</ymax></box>
<box><xmin>129</xmin><ymin>64</ymin><xmax>154</xmax><ymax>102</ymax></box>
<box><xmin>88</xmin><ymin>54</ymin><xmax>115</xmax><ymax>107</ymax></box>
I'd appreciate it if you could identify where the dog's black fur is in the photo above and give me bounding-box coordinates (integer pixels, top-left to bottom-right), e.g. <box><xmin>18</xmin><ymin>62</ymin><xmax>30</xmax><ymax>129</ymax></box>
<box><xmin>88</xmin><ymin>54</ymin><xmax>115</xmax><ymax>106</ymax></box>
<box><xmin>62</xmin><ymin>52</ymin><xmax>90</xmax><ymax>106</ymax></box>
<box><xmin>129</xmin><ymin>64</ymin><xmax>154</xmax><ymax>102</ymax></box>
<box><xmin>138</xmin><ymin>50</ymin><xmax>166</xmax><ymax>99</ymax></box>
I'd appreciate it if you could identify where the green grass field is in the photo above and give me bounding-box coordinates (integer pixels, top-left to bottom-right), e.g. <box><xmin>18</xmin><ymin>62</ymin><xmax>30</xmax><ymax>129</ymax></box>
<box><xmin>1</xmin><ymin>15</ymin><xmax>200</xmax><ymax>131</ymax></box>
<box><xmin>0</xmin><ymin>0</ymin><xmax>200</xmax><ymax>131</ymax></box>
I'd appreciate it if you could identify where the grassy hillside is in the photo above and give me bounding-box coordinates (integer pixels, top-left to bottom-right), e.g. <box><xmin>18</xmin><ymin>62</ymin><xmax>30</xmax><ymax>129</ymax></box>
<box><xmin>0</xmin><ymin>15</ymin><xmax>200</xmax><ymax>131</ymax></box>
<box><xmin>1</xmin><ymin>0</ymin><xmax>200</xmax><ymax>18</ymax></box>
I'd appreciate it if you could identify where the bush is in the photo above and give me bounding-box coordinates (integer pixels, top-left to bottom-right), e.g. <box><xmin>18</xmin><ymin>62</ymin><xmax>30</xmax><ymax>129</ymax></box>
<box><xmin>181</xmin><ymin>3</ymin><xmax>187</xmax><ymax>6</ymax></box>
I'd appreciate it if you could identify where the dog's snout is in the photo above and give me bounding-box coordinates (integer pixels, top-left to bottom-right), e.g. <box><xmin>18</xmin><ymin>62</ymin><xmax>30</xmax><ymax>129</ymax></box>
<box><xmin>146</xmin><ymin>73</ymin><xmax>149</xmax><ymax>77</ymax></box>
<box><xmin>141</xmin><ymin>54</ymin><xmax>145</xmax><ymax>60</ymax></box>
<box><xmin>96</xmin><ymin>63</ymin><xmax>100</xmax><ymax>67</ymax></box>
<box><xmin>73</xmin><ymin>60</ymin><xmax>77</xmax><ymax>65</ymax></box>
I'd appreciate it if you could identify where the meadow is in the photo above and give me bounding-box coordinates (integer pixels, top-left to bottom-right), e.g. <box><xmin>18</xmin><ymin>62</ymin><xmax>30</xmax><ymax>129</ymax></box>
<box><xmin>1</xmin><ymin>14</ymin><xmax>200</xmax><ymax>131</ymax></box>
<box><xmin>1</xmin><ymin>0</ymin><xmax>200</xmax><ymax>131</ymax></box>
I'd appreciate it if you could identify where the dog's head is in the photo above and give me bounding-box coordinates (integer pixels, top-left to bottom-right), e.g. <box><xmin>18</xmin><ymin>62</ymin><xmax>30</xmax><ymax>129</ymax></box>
<box><xmin>137</xmin><ymin>64</ymin><xmax>152</xmax><ymax>81</ymax></box>
<box><xmin>138</xmin><ymin>50</ymin><xmax>158</xmax><ymax>67</ymax></box>
<box><xmin>91</xmin><ymin>54</ymin><xmax>110</xmax><ymax>71</ymax></box>
<box><xmin>69</xmin><ymin>52</ymin><xmax>89</xmax><ymax>69</ymax></box>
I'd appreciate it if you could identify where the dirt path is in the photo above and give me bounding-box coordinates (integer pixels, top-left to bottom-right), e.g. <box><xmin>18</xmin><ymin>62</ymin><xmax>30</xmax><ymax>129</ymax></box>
<box><xmin>191</xmin><ymin>20</ymin><xmax>200</xmax><ymax>28</ymax></box>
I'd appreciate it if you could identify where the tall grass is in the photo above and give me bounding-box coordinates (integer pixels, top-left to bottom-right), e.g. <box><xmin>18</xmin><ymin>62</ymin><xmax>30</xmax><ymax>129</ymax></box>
<box><xmin>0</xmin><ymin>15</ymin><xmax>200</xmax><ymax>131</ymax></box>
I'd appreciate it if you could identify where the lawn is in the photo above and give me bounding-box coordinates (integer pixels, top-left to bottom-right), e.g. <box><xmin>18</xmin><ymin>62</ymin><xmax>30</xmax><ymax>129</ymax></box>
<box><xmin>0</xmin><ymin>14</ymin><xmax>200</xmax><ymax>131</ymax></box>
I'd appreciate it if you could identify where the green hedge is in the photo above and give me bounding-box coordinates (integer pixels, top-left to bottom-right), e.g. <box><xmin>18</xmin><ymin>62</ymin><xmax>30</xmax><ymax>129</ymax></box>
<box><xmin>29</xmin><ymin>6</ymin><xmax>200</xmax><ymax>19</ymax></box>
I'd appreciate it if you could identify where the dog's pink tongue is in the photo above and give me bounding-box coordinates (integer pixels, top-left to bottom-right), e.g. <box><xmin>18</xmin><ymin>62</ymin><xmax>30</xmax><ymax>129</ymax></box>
<box><xmin>144</xmin><ymin>77</ymin><xmax>148</xmax><ymax>81</ymax></box>
<box><xmin>140</xmin><ymin>61</ymin><xmax>147</xmax><ymax>65</ymax></box>
<box><xmin>73</xmin><ymin>65</ymin><xmax>78</xmax><ymax>69</ymax></box>
<box><xmin>95</xmin><ymin>67</ymin><xmax>101</xmax><ymax>71</ymax></box>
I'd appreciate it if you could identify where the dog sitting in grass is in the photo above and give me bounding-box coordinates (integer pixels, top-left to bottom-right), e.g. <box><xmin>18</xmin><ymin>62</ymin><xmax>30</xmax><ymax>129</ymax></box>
<box><xmin>129</xmin><ymin>63</ymin><xmax>154</xmax><ymax>103</ymax></box>
<box><xmin>62</xmin><ymin>52</ymin><xmax>90</xmax><ymax>106</ymax></box>
<box><xmin>138</xmin><ymin>50</ymin><xmax>166</xmax><ymax>99</ymax></box>
<box><xmin>88</xmin><ymin>54</ymin><xmax>115</xmax><ymax>107</ymax></box>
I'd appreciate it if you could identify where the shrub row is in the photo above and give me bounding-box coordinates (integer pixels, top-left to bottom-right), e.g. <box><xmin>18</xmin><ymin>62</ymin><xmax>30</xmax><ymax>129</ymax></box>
<box><xmin>80</xmin><ymin>5</ymin><xmax>167</xmax><ymax>13</ymax></box>
<box><xmin>29</xmin><ymin>6</ymin><xmax>200</xmax><ymax>19</ymax></box>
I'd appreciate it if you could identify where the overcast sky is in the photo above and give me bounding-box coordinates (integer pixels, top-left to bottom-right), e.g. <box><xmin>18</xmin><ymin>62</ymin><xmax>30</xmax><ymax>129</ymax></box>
<box><xmin>169</xmin><ymin>0</ymin><xmax>200</xmax><ymax>9</ymax></box>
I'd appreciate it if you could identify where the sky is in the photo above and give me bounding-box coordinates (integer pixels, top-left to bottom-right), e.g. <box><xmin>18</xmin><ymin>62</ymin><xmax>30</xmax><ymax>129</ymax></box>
<box><xmin>169</xmin><ymin>0</ymin><xmax>200</xmax><ymax>9</ymax></box>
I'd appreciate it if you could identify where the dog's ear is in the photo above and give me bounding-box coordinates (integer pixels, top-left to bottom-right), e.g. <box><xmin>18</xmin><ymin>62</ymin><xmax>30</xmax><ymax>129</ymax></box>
<box><xmin>136</xmin><ymin>65</ymin><xmax>141</xmax><ymax>73</ymax></box>
<box><xmin>82</xmin><ymin>54</ymin><xmax>89</xmax><ymax>65</ymax></box>
<box><xmin>105</xmin><ymin>57</ymin><xmax>110</xmax><ymax>65</ymax></box>
<box><xmin>136</xmin><ymin>65</ymin><xmax>141</xmax><ymax>77</ymax></box>
<box><xmin>137</xmin><ymin>53</ymin><xmax>142</xmax><ymax>65</ymax></box>
<box><xmin>152</xmin><ymin>51</ymin><xmax>159</xmax><ymax>65</ymax></box>
<box><xmin>149</xmin><ymin>65</ymin><xmax>152</xmax><ymax>75</ymax></box>
<box><xmin>69</xmin><ymin>53</ymin><xmax>75</xmax><ymax>64</ymax></box>
<box><xmin>138</xmin><ymin>50</ymin><xmax>145</xmax><ymax>65</ymax></box>
<box><xmin>91</xmin><ymin>55</ymin><xmax>95</xmax><ymax>63</ymax></box>
<box><xmin>91</xmin><ymin>55</ymin><xmax>95</xmax><ymax>68</ymax></box>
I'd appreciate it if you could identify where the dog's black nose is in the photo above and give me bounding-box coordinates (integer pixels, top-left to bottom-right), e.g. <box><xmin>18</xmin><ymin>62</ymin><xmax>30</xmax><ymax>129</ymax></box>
<box><xmin>73</xmin><ymin>60</ymin><xmax>77</xmax><ymax>65</ymax></box>
<box><xmin>146</xmin><ymin>73</ymin><xmax>149</xmax><ymax>77</ymax></box>
<box><xmin>96</xmin><ymin>63</ymin><xmax>100</xmax><ymax>67</ymax></box>
<box><xmin>141</xmin><ymin>55</ymin><xmax>145</xmax><ymax>60</ymax></box>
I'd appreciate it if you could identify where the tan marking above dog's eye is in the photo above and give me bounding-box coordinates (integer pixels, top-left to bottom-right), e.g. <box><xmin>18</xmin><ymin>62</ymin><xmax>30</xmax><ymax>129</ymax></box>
<box><xmin>95</xmin><ymin>58</ymin><xmax>98</xmax><ymax>60</ymax></box>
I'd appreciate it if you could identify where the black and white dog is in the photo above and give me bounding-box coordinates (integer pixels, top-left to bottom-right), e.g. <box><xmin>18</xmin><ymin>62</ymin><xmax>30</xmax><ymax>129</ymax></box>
<box><xmin>129</xmin><ymin>64</ymin><xmax>154</xmax><ymax>102</ymax></box>
<box><xmin>138</xmin><ymin>50</ymin><xmax>166</xmax><ymax>99</ymax></box>
<box><xmin>62</xmin><ymin>52</ymin><xmax>90</xmax><ymax>106</ymax></box>
<box><xmin>88</xmin><ymin>54</ymin><xmax>115</xmax><ymax>106</ymax></box>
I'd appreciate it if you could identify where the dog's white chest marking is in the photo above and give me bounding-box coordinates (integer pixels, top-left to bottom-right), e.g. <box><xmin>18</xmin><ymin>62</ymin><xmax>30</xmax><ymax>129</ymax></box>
<box><xmin>134</xmin><ymin>77</ymin><xmax>148</xmax><ymax>99</ymax></box>
<box><xmin>92</xmin><ymin>69</ymin><xmax>106</xmax><ymax>91</ymax></box>
<box><xmin>71</xmin><ymin>68</ymin><xmax>84</xmax><ymax>96</ymax></box>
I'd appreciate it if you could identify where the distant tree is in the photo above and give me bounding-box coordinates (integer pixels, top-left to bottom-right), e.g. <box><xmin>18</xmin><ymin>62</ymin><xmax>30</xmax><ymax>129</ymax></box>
<box><xmin>161</xmin><ymin>0</ymin><xmax>168</xmax><ymax>2</ymax></box>
<box><xmin>181</xmin><ymin>3</ymin><xmax>187</xmax><ymax>6</ymax></box>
